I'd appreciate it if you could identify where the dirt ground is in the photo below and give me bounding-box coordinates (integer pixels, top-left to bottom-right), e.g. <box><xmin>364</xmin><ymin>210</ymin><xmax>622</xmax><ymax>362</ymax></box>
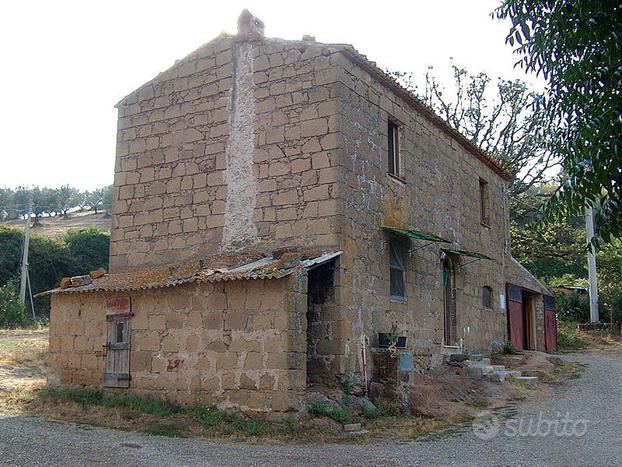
<box><xmin>1</xmin><ymin>212</ymin><xmax>111</xmax><ymax>238</ymax></box>
<box><xmin>0</xmin><ymin>329</ymin><xmax>48</xmax><ymax>412</ymax></box>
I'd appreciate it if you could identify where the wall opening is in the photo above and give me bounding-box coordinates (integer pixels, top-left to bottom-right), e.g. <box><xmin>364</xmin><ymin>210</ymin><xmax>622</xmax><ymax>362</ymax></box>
<box><xmin>306</xmin><ymin>259</ymin><xmax>337</xmax><ymax>386</ymax></box>
<box><xmin>523</xmin><ymin>293</ymin><xmax>538</xmax><ymax>350</ymax></box>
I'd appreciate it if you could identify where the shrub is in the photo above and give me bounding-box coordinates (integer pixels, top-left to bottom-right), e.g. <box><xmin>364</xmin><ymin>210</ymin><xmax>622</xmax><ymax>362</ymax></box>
<box><xmin>0</xmin><ymin>282</ymin><xmax>30</xmax><ymax>328</ymax></box>
<box><xmin>503</xmin><ymin>341</ymin><xmax>521</xmax><ymax>355</ymax></box>
<box><xmin>309</xmin><ymin>402</ymin><xmax>351</xmax><ymax>424</ymax></box>
<box><xmin>554</xmin><ymin>291</ymin><xmax>590</xmax><ymax>322</ymax></box>
<box><xmin>557</xmin><ymin>325</ymin><xmax>588</xmax><ymax>351</ymax></box>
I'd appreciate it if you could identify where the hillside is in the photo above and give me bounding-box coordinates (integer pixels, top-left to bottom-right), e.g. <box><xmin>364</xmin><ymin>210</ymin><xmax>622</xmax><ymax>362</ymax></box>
<box><xmin>1</xmin><ymin>212</ymin><xmax>111</xmax><ymax>238</ymax></box>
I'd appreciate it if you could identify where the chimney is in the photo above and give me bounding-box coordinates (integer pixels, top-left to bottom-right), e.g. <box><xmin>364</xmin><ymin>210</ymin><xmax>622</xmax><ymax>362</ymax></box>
<box><xmin>237</xmin><ymin>9</ymin><xmax>265</xmax><ymax>39</ymax></box>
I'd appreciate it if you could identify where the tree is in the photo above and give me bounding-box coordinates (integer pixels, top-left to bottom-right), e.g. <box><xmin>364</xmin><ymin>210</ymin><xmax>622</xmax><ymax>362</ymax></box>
<box><xmin>53</xmin><ymin>185</ymin><xmax>80</xmax><ymax>219</ymax></box>
<box><xmin>101</xmin><ymin>185</ymin><xmax>113</xmax><ymax>217</ymax></box>
<box><xmin>88</xmin><ymin>188</ymin><xmax>104</xmax><ymax>214</ymax></box>
<box><xmin>0</xmin><ymin>281</ymin><xmax>29</xmax><ymax>328</ymax></box>
<box><xmin>494</xmin><ymin>0</ymin><xmax>622</xmax><ymax>245</ymax></box>
<box><xmin>388</xmin><ymin>63</ymin><xmax>561</xmax><ymax>219</ymax></box>
<box><xmin>64</xmin><ymin>227</ymin><xmax>110</xmax><ymax>273</ymax></box>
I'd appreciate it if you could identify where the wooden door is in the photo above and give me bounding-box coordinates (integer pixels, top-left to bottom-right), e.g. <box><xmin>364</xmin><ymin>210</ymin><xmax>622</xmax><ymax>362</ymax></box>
<box><xmin>443</xmin><ymin>258</ymin><xmax>456</xmax><ymax>345</ymax></box>
<box><xmin>544</xmin><ymin>295</ymin><xmax>557</xmax><ymax>352</ymax></box>
<box><xmin>103</xmin><ymin>315</ymin><xmax>131</xmax><ymax>388</ymax></box>
<box><xmin>506</xmin><ymin>283</ymin><xmax>525</xmax><ymax>350</ymax></box>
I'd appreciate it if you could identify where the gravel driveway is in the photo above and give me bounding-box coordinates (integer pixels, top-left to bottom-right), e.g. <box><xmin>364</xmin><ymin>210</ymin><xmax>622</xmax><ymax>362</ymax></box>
<box><xmin>0</xmin><ymin>353</ymin><xmax>620</xmax><ymax>466</ymax></box>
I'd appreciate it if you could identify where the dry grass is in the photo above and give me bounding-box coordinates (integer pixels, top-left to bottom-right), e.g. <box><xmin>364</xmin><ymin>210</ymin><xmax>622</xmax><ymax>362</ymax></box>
<box><xmin>0</xmin><ymin>329</ymin><xmax>48</xmax><ymax>405</ymax></box>
<box><xmin>557</xmin><ymin>321</ymin><xmax>622</xmax><ymax>355</ymax></box>
<box><xmin>1</xmin><ymin>212</ymin><xmax>110</xmax><ymax>238</ymax></box>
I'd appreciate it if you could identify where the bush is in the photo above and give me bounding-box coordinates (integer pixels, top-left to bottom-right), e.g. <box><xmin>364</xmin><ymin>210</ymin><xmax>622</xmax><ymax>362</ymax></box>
<box><xmin>554</xmin><ymin>291</ymin><xmax>590</xmax><ymax>322</ymax></box>
<box><xmin>0</xmin><ymin>226</ymin><xmax>110</xmax><ymax>319</ymax></box>
<box><xmin>557</xmin><ymin>325</ymin><xmax>588</xmax><ymax>351</ymax></box>
<box><xmin>0</xmin><ymin>282</ymin><xmax>30</xmax><ymax>328</ymax></box>
<box><xmin>309</xmin><ymin>402</ymin><xmax>351</xmax><ymax>424</ymax></box>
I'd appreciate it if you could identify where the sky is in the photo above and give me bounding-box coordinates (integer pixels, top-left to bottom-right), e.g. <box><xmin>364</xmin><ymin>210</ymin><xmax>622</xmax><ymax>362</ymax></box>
<box><xmin>0</xmin><ymin>0</ymin><xmax>544</xmax><ymax>190</ymax></box>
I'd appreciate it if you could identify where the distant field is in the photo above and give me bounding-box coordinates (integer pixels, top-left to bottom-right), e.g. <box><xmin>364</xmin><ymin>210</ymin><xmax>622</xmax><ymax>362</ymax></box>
<box><xmin>1</xmin><ymin>212</ymin><xmax>111</xmax><ymax>238</ymax></box>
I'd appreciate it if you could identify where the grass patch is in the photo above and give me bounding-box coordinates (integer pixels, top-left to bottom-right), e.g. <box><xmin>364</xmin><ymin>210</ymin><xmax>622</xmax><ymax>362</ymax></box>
<box><xmin>309</xmin><ymin>402</ymin><xmax>352</xmax><ymax>424</ymax></box>
<box><xmin>557</xmin><ymin>326</ymin><xmax>588</xmax><ymax>351</ymax></box>
<box><xmin>503</xmin><ymin>341</ymin><xmax>521</xmax><ymax>355</ymax></box>
<box><xmin>41</xmin><ymin>388</ymin><xmax>180</xmax><ymax>417</ymax></box>
<box><xmin>362</xmin><ymin>403</ymin><xmax>401</xmax><ymax>419</ymax></box>
<box><xmin>146</xmin><ymin>423</ymin><xmax>183</xmax><ymax>437</ymax></box>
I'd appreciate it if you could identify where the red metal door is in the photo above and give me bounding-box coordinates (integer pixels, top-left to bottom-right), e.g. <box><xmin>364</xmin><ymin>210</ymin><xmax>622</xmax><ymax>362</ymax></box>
<box><xmin>544</xmin><ymin>295</ymin><xmax>557</xmax><ymax>352</ymax></box>
<box><xmin>507</xmin><ymin>284</ymin><xmax>525</xmax><ymax>350</ymax></box>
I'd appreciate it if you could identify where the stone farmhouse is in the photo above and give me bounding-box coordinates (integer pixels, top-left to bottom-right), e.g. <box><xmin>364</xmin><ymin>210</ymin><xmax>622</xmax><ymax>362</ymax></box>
<box><xmin>45</xmin><ymin>11</ymin><xmax>557</xmax><ymax>413</ymax></box>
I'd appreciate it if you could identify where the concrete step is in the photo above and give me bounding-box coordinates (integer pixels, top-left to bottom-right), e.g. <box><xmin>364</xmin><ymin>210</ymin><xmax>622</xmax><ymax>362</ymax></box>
<box><xmin>467</xmin><ymin>365</ymin><xmax>495</xmax><ymax>379</ymax></box>
<box><xmin>491</xmin><ymin>365</ymin><xmax>506</xmax><ymax>372</ymax></box>
<box><xmin>467</xmin><ymin>358</ymin><xmax>491</xmax><ymax>366</ymax></box>
<box><xmin>488</xmin><ymin>369</ymin><xmax>522</xmax><ymax>382</ymax></box>
<box><xmin>515</xmin><ymin>376</ymin><xmax>538</xmax><ymax>385</ymax></box>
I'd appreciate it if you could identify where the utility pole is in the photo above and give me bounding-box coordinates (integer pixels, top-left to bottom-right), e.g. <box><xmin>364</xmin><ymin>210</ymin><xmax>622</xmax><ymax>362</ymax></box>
<box><xmin>585</xmin><ymin>206</ymin><xmax>599</xmax><ymax>323</ymax></box>
<box><xmin>19</xmin><ymin>203</ymin><xmax>32</xmax><ymax>305</ymax></box>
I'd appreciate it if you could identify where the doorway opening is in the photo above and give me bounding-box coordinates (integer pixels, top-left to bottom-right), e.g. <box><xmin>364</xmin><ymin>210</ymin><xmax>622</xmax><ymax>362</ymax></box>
<box><xmin>306</xmin><ymin>259</ymin><xmax>337</xmax><ymax>386</ymax></box>
<box><xmin>523</xmin><ymin>292</ymin><xmax>537</xmax><ymax>350</ymax></box>
<box><xmin>442</xmin><ymin>257</ymin><xmax>457</xmax><ymax>346</ymax></box>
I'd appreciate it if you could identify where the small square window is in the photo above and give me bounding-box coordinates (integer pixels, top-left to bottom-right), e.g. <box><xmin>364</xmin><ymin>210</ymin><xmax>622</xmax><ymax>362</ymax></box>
<box><xmin>388</xmin><ymin>119</ymin><xmax>401</xmax><ymax>177</ymax></box>
<box><xmin>389</xmin><ymin>239</ymin><xmax>406</xmax><ymax>299</ymax></box>
<box><xmin>479</xmin><ymin>178</ymin><xmax>490</xmax><ymax>226</ymax></box>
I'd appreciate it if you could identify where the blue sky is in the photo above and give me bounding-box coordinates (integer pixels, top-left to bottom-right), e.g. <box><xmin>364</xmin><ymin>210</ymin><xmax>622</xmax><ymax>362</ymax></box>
<box><xmin>0</xmin><ymin>0</ymin><xmax>544</xmax><ymax>190</ymax></box>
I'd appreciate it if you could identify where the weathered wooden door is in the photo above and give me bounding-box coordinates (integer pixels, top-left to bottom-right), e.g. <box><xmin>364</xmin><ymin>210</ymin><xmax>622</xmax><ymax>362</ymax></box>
<box><xmin>544</xmin><ymin>295</ymin><xmax>557</xmax><ymax>352</ymax></box>
<box><xmin>103</xmin><ymin>299</ymin><xmax>132</xmax><ymax>388</ymax></box>
<box><xmin>506</xmin><ymin>283</ymin><xmax>526</xmax><ymax>350</ymax></box>
<box><xmin>443</xmin><ymin>258</ymin><xmax>456</xmax><ymax>345</ymax></box>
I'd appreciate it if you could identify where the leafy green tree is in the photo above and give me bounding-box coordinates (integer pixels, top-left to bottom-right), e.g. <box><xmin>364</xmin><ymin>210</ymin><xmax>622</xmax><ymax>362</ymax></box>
<box><xmin>53</xmin><ymin>185</ymin><xmax>80</xmax><ymax>219</ymax></box>
<box><xmin>0</xmin><ymin>281</ymin><xmax>29</xmax><ymax>328</ymax></box>
<box><xmin>88</xmin><ymin>188</ymin><xmax>104</xmax><ymax>214</ymax></box>
<box><xmin>495</xmin><ymin>0</ymin><xmax>622</xmax><ymax>245</ymax></box>
<box><xmin>64</xmin><ymin>228</ymin><xmax>110</xmax><ymax>274</ymax></box>
<box><xmin>0</xmin><ymin>225</ymin><xmax>110</xmax><ymax>319</ymax></box>
<box><xmin>388</xmin><ymin>63</ymin><xmax>560</xmax><ymax>210</ymax></box>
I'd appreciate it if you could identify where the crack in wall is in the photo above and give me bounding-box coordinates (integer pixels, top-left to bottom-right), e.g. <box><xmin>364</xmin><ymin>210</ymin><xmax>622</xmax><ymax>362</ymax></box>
<box><xmin>222</xmin><ymin>41</ymin><xmax>258</xmax><ymax>251</ymax></box>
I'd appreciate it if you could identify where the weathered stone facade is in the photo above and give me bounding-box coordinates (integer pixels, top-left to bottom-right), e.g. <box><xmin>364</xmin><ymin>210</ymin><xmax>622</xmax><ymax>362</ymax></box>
<box><xmin>48</xmin><ymin>275</ymin><xmax>307</xmax><ymax>411</ymax></box>
<box><xmin>47</xmin><ymin>11</ymin><xmax>553</xmax><ymax>411</ymax></box>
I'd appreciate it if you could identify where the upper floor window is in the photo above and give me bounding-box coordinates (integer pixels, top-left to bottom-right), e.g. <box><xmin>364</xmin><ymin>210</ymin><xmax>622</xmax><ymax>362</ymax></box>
<box><xmin>479</xmin><ymin>178</ymin><xmax>490</xmax><ymax>226</ymax></box>
<box><xmin>389</xmin><ymin>238</ymin><xmax>406</xmax><ymax>299</ymax></box>
<box><xmin>388</xmin><ymin>119</ymin><xmax>401</xmax><ymax>178</ymax></box>
<box><xmin>483</xmin><ymin>286</ymin><xmax>493</xmax><ymax>309</ymax></box>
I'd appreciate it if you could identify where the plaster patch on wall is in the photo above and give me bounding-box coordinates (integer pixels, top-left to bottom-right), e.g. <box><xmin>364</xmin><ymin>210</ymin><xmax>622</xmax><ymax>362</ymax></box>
<box><xmin>222</xmin><ymin>41</ymin><xmax>258</xmax><ymax>251</ymax></box>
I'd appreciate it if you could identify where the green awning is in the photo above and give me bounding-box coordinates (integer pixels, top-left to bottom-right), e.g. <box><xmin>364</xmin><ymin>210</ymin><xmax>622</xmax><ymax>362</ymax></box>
<box><xmin>441</xmin><ymin>248</ymin><xmax>494</xmax><ymax>261</ymax></box>
<box><xmin>382</xmin><ymin>226</ymin><xmax>451</xmax><ymax>243</ymax></box>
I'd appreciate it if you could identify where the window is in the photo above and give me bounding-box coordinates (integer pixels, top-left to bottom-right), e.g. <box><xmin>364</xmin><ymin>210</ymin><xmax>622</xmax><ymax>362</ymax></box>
<box><xmin>479</xmin><ymin>178</ymin><xmax>490</xmax><ymax>226</ymax></box>
<box><xmin>389</xmin><ymin>239</ymin><xmax>406</xmax><ymax>299</ymax></box>
<box><xmin>116</xmin><ymin>321</ymin><xmax>125</xmax><ymax>343</ymax></box>
<box><xmin>483</xmin><ymin>286</ymin><xmax>493</xmax><ymax>309</ymax></box>
<box><xmin>388</xmin><ymin>119</ymin><xmax>400</xmax><ymax>177</ymax></box>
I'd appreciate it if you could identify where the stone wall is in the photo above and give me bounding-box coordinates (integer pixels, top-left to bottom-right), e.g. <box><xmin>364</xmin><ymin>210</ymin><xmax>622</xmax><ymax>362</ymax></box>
<box><xmin>111</xmin><ymin>36</ymin><xmax>344</xmax><ymax>273</ymax></box>
<box><xmin>325</xmin><ymin>54</ymin><xmax>512</xmax><ymax>373</ymax></box>
<box><xmin>48</xmin><ymin>275</ymin><xmax>307</xmax><ymax>412</ymax></box>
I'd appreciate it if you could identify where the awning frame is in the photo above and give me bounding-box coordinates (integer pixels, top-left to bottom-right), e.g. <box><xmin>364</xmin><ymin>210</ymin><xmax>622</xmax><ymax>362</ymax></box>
<box><xmin>382</xmin><ymin>226</ymin><xmax>451</xmax><ymax>252</ymax></box>
<box><xmin>441</xmin><ymin>248</ymin><xmax>494</xmax><ymax>268</ymax></box>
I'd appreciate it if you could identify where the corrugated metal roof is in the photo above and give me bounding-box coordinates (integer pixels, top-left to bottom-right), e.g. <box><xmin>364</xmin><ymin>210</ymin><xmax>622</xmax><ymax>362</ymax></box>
<box><xmin>39</xmin><ymin>250</ymin><xmax>342</xmax><ymax>296</ymax></box>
